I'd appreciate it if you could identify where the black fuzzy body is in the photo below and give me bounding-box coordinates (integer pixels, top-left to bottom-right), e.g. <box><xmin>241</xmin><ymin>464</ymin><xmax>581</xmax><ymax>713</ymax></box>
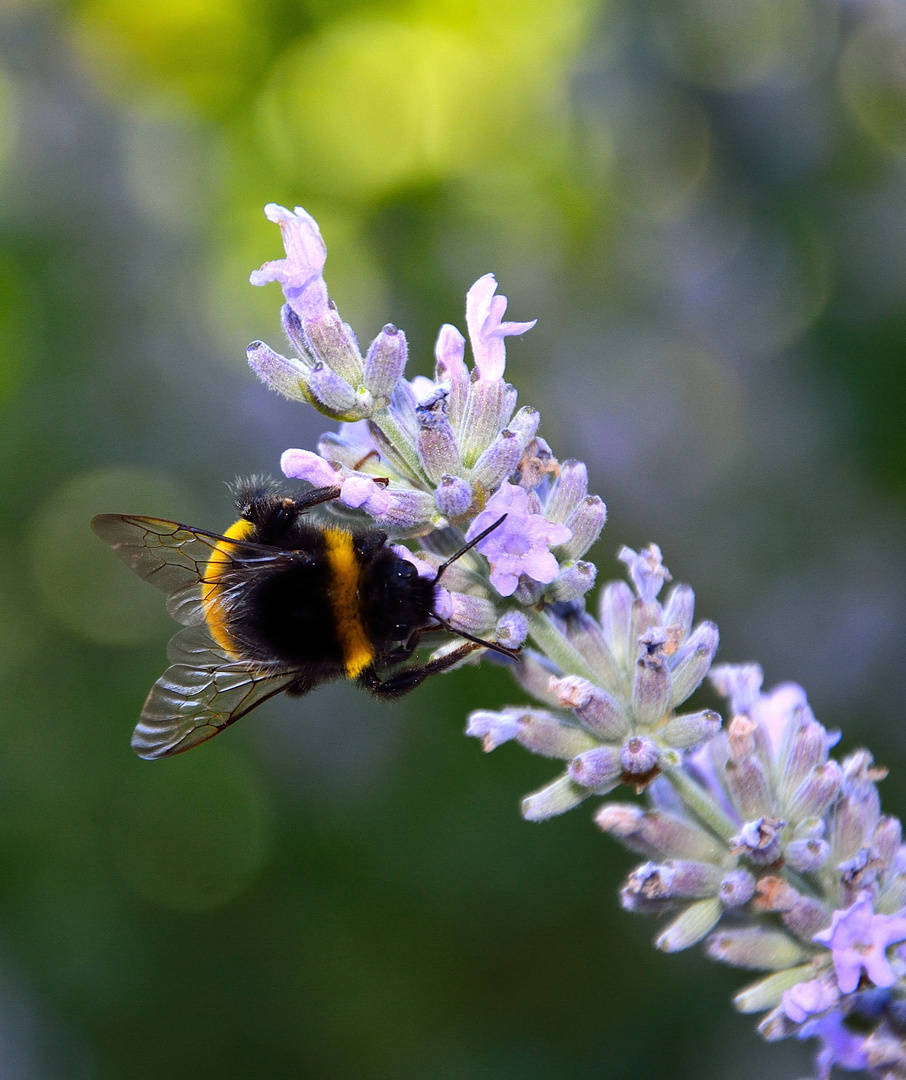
<box><xmin>215</xmin><ymin>485</ymin><xmax>435</xmax><ymax>691</ymax></box>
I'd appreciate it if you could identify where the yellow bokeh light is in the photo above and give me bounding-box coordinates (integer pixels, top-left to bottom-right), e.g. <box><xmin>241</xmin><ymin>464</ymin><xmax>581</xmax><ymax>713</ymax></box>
<box><xmin>70</xmin><ymin>0</ymin><xmax>266</xmax><ymax>116</ymax></box>
<box><xmin>257</xmin><ymin>0</ymin><xmax>593</xmax><ymax>200</ymax></box>
<box><xmin>257</xmin><ymin>19</ymin><xmax>491</xmax><ymax>200</ymax></box>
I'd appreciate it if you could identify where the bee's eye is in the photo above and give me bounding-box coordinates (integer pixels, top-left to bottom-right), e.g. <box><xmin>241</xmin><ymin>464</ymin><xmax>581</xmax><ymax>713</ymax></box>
<box><xmin>397</xmin><ymin>563</ymin><xmax>416</xmax><ymax>581</ymax></box>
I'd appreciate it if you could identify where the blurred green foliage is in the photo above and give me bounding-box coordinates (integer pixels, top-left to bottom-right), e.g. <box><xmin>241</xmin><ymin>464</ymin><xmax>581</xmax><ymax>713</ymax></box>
<box><xmin>0</xmin><ymin>0</ymin><xmax>906</xmax><ymax>1076</ymax></box>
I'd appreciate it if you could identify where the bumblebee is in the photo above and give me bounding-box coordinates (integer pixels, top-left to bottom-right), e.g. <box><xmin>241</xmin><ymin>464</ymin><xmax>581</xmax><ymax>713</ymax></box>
<box><xmin>91</xmin><ymin>480</ymin><xmax>514</xmax><ymax>760</ymax></box>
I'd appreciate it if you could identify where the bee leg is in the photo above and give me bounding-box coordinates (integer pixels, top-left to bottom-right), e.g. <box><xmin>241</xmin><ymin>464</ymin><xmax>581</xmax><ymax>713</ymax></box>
<box><xmin>361</xmin><ymin>642</ymin><xmax>483</xmax><ymax>699</ymax></box>
<box><xmin>382</xmin><ymin>626</ymin><xmax>429</xmax><ymax>665</ymax></box>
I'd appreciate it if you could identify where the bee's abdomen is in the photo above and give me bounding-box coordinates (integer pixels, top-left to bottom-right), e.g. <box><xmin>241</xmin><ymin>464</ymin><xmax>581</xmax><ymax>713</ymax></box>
<box><xmin>237</xmin><ymin>555</ymin><xmax>344</xmax><ymax>668</ymax></box>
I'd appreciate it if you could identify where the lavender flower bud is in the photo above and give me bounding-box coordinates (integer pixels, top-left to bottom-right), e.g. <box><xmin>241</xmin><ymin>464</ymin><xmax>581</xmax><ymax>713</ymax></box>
<box><xmin>719</xmin><ymin>869</ymin><xmax>756</xmax><ymax>908</ymax></box>
<box><xmin>661</xmin><ymin>584</ymin><xmax>694</xmax><ymax>638</ymax></box>
<box><xmin>469</xmin><ymin>428</ymin><xmax>523</xmax><ymax>490</ymax></box>
<box><xmin>620</xmin><ymin>885</ymin><xmax>671</xmax><ymax>914</ymax></box>
<box><xmin>880</xmin><ymin>874</ymin><xmax>906</xmax><ymax>913</ymax></box>
<box><xmin>730</xmin><ymin>817</ymin><xmax>785</xmax><ymax>864</ymax></box>
<box><xmin>631</xmin><ymin>646</ymin><xmax>670</xmax><ymax>727</ymax></box>
<box><xmin>872</xmin><ymin>815</ymin><xmax>902</xmax><ymax>865</ymax></box>
<box><xmin>495</xmin><ymin>610</ymin><xmax>528</xmax><ymax>649</ymax></box>
<box><xmin>668</xmin><ymin>621</ymin><xmax>719</xmax><ymax>708</ymax></box>
<box><xmin>521</xmin><ymin>774</ymin><xmax>590</xmax><ymax>821</ymax></box>
<box><xmin>506</xmin><ymin>406</ymin><xmax>540</xmax><ymax>447</ymax></box>
<box><xmin>434</xmin><ymin>323</ymin><xmax>468</xmax><ymax>424</ymax></box>
<box><xmin>365</xmin><ymin>487</ymin><xmax>435</xmax><ymax>532</ymax></box>
<box><xmin>459</xmin><ymin>380</ymin><xmax>511</xmax><ymax>468</ymax></box>
<box><xmin>466</xmin><ymin>709</ymin><xmax>522</xmax><ymax>751</ymax></box>
<box><xmin>387</xmin><ymin>379</ymin><xmax>418</xmax><ymax>429</ymax></box>
<box><xmin>631</xmin><ymin>598</ymin><xmax>664</xmax><ymax>646</ymax></box>
<box><xmin>780</xmin><ymin>896</ymin><xmax>829</xmax><ymax>941</ymax></box>
<box><xmin>596</xmin><ymin>805</ymin><xmax>725</xmax><ymax>863</ymax></box>
<box><xmin>448</xmin><ymin>593</ymin><xmax>497</xmax><ymax>635</ymax></box>
<box><xmin>833</xmin><ymin>784</ymin><xmax>882</xmax><ymax>863</ymax></box>
<box><xmin>726</xmin><ymin>716</ymin><xmax>758</xmax><ymax>762</ymax></box>
<box><xmin>510</xmin><ymin>710</ymin><xmax>599</xmax><ymax>759</ymax></box>
<box><xmin>558</xmin><ymin>497</ymin><xmax>607</xmax><ymax>562</ymax></box>
<box><xmin>725</xmin><ymin>758</ymin><xmax>774</xmax><ymax>822</ymax></box>
<box><xmin>627</xmin><ymin>860</ymin><xmax>724</xmax><ymax>900</ymax></box>
<box><xmin>247</xmin><ymin>340</ymin><xmax>310</xmax><ymax>402</ymax></box>
<box><xmin>655</xmin><ymin>898</ymin><xmax>722</xmax><ymax>952</ymax></box>
<box><xmin>561</xmin><ymin>612</ymin><xmax>624</xmax><ymax>692</ymax></box>
<box><xmin>598</xmin><ymin>581</ymin><xmax>633</xmax><ymax>670</ymax></box>
<box><xmin>545</xmin><ymin>460</ymin><xmax>589</xmax><ymax>523</ymax></box>
<box><xmin>514</xmin><ymin>577</ymin><xmax>543</xmax><ymax>606</ymax></box>
<box><xmin>305</xmin><ymin>305</ymin><xmax>363</xmax><ymax>386</ymax></box>
<box><xmin>551</xmin><ymin>676</ymin><xmax>630</xmax><ymax>740</ymax></box>
<box><xmin>657</xmin><ymin>710</ymin><xmax>722</xmax><ymax>752</ymax></box>
<box><xmin>416</xmin><ymin>394</ymin><xmax>461</xmax><ymax>484</ymax></box>
<box><xmin>733</xmin><ymin>966</ymin><xmax>816</xmax><ymax>1014</ymax></box>
<box><xmin>751</xmin><ymin>874</ymin><xmax>798</xmax><ymax>914</ymax></box>
<box><xmin>434</xmin><ymin>475</ymin><xmax>472</xmax><ymax>519</ymax></box>
<box><xmin>280</xmin><ymin>303</ymin><xmax>310</xmax><ymax>356</ymax></box>
<box><xmin>785</xmin><ymin>837</ymin><xmax>830</xmax><ymax>873</ymax></box>
<box><xmin>707</xmin><ymin>928</ymin><xmax>807</xmax><ymax>970</ymax></box>
<box><xmin>547</xmin><ymin>561</ymin><xmax>597</xmax><ymax>603</ymax></box>
<box><xmin>569</xmin><ymin>746</ymin><xmax>623</xmax><ymax>789</ymax></box>
<box><xmin>779</xmin><ymin>719</ymin><xmax>830</xmax><ymax>797</ymax></box>
<box><xmin>710</xmin><ymin>663</ymin><xmax>764</xmax><ymax>715</ymax></box>
<box><xmin>307</xmin><ymin>361</ymin><xmax>361</xmax><ymax>418</ymax></box>
<box><xmin>786</xmin><ymin>760</ymin><xmax>843</xmax><ymax>820</ymax></box>
<box><xmin>511</xmin><ymin>652</ymin><xmax>561</xmax><ymax>708</ymax></box>
<box><xmin>620</xmin><ymin>735</ymin><xmax>660</xmax><ymax>777</ymax></box>
<box><xmin>363</xmin><ymin>324</ymin><xmax>407</xmax><ymax>401</ymax></box>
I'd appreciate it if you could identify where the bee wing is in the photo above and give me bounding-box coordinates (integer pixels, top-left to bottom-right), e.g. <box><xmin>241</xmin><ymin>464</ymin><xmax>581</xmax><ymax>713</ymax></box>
<box><xmin>91</xmin><ymin>513</ymin><xmax>280</xmax><ymax>627</ymax></box>
<box><xmin>132</xmin><ymin>626</ymin><xmax>305</xmax><ymax>759</ymax></box>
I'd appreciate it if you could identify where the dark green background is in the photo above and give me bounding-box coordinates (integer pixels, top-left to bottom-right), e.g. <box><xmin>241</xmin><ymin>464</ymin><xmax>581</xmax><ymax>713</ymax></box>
<box><xmin>0</xmin><ymin>0</ymin><xmax>902</xmax><ymax>1076</ymax></box>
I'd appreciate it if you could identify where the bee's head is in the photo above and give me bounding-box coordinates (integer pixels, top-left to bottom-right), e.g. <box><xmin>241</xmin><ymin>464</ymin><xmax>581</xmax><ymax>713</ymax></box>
<box><xmin>230</xmin><ymin>476</ymin><xmax>283</xmax><ymax>521</ymax></box>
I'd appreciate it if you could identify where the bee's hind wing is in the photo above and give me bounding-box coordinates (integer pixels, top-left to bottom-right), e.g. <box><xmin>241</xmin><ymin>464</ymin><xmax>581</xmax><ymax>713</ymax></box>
<box><xmin>133</xmin><ymin>626</ymin><xmax>304</xmax><ymax>759</ymax></box>
<box><xmin>90</xmin><ymin>513</ymin><xmax>278</xmax><ymax>627</ymax></box>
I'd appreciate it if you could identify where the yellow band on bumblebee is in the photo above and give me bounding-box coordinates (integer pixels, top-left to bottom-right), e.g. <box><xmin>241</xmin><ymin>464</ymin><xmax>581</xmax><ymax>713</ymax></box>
<box><xmin>323</xmin><ymin>528</ymin><xmax>375</xmax><ymax>678</ymax></box>
<box><xmin>201</xmin><ymin>518</ymin><xmax>255</xmax><ymax>658</ymax></box>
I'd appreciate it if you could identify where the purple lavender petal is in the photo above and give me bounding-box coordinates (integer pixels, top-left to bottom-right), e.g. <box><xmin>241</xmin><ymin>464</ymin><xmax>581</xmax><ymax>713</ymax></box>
<box><xmin>799</xmin><ymin>1012</ymin><xmax>869</xmax><ymax>1079</ymax></box>
<box><xmin>813</xmin><ymin>891</ymin><xmax>906</xmax><ymax>993</ymax></box>
<box><xmin>781</xmin><ymin>978</ymin><xmax>839</xmax><ymax>1023</ymax></box>
<box><xmin>466</xmin><ymin>709</ymin><xmax>523</xmax><ymax>752</ymax></box>
<box><xmin>340</xmin><ymin>476</ymin><xmax>391</xmax><ymax>517</ymax></box>
<box><xmin>434</xmin><ymin>323</ymin><xmax>468</xmax><ymax>383</ymax></box>
<box><xmin>618</xmin><ymin>544</ymin><xmax>672</xmax><ymax>603</ymax></box>
<box><xmin>281</xmin><ymin>448</ymin><xmax>339</xmax><ymax>486</ymax></box>
<box><xmin>465</xmin><ymin>482</ymin><xmax>571</xmax><ymax>598</ymax></box>
<box><xmin>250</xmin><ymin>204</ymin><xmax>330</xmax><ymax>322</ymax></box>
<box><xmin>709</xmin><ymin>663</ymin><xmax>764</xmax><ymax>716</ymax></box>
<box><xmin>465</xmin><ymin>274</ymin><xmax>536</xmax><ymax>382</ymax></box>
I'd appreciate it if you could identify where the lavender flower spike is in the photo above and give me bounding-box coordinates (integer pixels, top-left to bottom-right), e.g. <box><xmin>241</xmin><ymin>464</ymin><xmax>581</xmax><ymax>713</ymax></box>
<box><xmin>245</xmin><ymin>206</ymin><xmax>906</xmax><ymax>1078</ymax></box>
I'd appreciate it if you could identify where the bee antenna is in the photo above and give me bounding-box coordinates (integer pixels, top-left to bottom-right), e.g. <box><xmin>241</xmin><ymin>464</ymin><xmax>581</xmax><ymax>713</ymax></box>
<box><xmin>434</xmin><ymin>514</ymin><xmax>507</xmax><ymax>583</ymax></box>
<box><xmin>429</xmin><ymin>612</ymin><xmax>521</xmax><ymax>661</ymax></box>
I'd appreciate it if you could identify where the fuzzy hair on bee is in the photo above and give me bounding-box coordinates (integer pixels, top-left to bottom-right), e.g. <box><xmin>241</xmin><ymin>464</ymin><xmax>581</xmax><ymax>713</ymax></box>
<box><xmin>91</xmin><ymin>479</ymin><xmax>515</xmax><ymax>759</ymax></box>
